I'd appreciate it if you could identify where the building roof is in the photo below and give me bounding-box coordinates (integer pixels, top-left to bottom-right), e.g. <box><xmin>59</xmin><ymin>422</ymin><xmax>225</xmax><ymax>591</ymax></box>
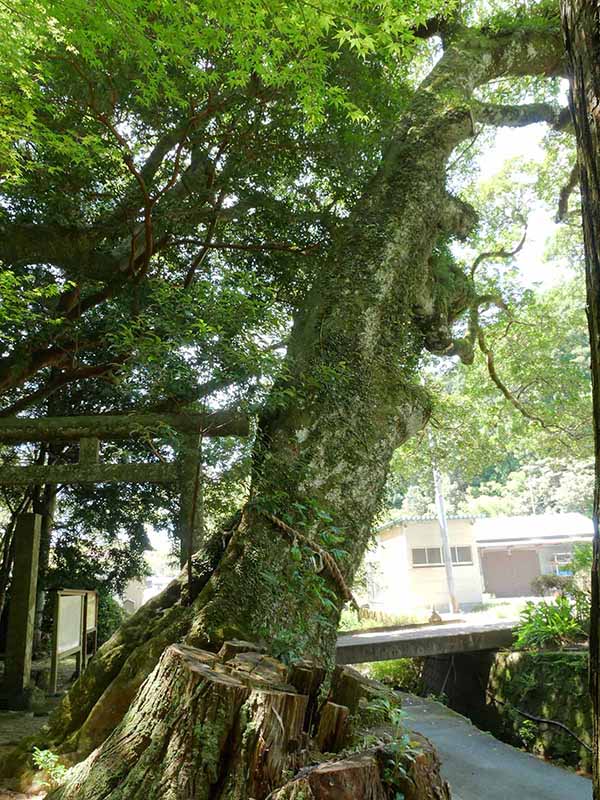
<box><xmin>377</xmin><ymin>514</ymin><xmax>474</xmax><ymax>532</ymax></box>
<box><xmin>472</xmin><ymin>512</ymin><xmax>593</xmax><ymax>544</ymax></box>
<box><xmin>377</xmin><ymin>512</ymin><xmax>594</xmax><ymax>545</ymax></box>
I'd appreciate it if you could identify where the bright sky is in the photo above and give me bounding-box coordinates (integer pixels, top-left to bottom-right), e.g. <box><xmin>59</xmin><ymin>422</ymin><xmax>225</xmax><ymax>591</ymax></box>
<box><xmin>481</xmin><ymin>123</ymin><xmax>562</xmax><ymax>288</ymax></box>
<box><xmin>480</xmin><ymin>73</ymin><xmax>574</xmax><ymax>291</ymax></box>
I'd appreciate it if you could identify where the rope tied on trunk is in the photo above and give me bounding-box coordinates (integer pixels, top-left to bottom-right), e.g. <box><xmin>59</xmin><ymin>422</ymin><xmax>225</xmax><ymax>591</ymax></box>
<box><xmin>257</xmin><ymin>509</ymin><xmax>360</xmax><ymax>613</ymax></box>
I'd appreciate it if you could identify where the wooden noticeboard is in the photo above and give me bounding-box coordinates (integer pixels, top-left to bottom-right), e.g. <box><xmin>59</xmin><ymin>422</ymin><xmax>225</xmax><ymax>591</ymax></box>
<box><xmin>50</xmin><ymin>589</ymin><xmax>98</xmax><ymax>694</ymax></box>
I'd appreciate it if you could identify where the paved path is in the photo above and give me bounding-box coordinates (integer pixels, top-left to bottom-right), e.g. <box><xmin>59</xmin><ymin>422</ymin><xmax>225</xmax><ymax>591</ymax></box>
<box><xmin>336</xmin><ymin>618</ymin><xmax>516</xmax><ymax>664</ymax></box>
<box><xmin>403</xmin><ymin>694</ymin><xmax>591</xmax><ymax>800</ymax></box>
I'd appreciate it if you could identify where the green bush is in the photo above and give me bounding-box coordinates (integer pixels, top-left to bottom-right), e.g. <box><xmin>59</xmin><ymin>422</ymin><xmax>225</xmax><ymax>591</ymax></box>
<box><xmin>570</xmin><ymin>542</ymin><xmax>593</xmax><ymax>575</ymax></box>
<box><xmin>97</xmin><ymin>591</ymin><xmax>126</xmax><ymax>646</ymax></box>
<box><xmin>368</xmin><ymin>658</ymin><xmax>424</xmax><ymax>693</ymax></box>
<box><xmin>32</xmin><ymin>748</ymin><xmax>67</xmax><ymax>789</ymax></box>
<box><xmin>514</xmin><ymin>596</ymin><xmax>587</xmax><ymax>650</ymax></box>
<box><xmin>530</xmin><ymin>573</ymin><xmax>574</xmax><ymax>597</ymax></box>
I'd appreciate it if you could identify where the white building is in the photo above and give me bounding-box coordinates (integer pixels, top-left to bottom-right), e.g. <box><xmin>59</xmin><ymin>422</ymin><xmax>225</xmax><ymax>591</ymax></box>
<box><xmin>122</xmin><ymin>546</ymin><xmax>179</xmax><ymax>614</ymax></box>
<box><xmin>363</xmin><ymin>512</ymin><xmax>593</xmax><ymax>614</ymax></box>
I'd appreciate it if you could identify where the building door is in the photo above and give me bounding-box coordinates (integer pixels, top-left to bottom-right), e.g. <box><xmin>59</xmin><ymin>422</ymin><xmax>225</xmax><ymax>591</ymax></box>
<box><xmin>480</xmin><ymin>549</ymin><xmax>541</xmax><ymax>597</ymax></box>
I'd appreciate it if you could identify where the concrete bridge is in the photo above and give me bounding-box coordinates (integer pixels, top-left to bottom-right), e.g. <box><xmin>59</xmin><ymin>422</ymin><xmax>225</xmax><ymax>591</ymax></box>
<box><xmin>335</xmin><ymin>618</ymin><xmax>516</xmax><ymax>664</ymax></box>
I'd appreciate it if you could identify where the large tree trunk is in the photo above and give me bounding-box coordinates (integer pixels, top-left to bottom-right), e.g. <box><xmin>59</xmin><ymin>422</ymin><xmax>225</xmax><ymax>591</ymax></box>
<box><xmin>560</xmin><ymin>1</ymin><xmax>600</xmax><ymax>797</ymax></box>
<box><xmin>0</xmin><ymin>16</ymin><xmax>564</xmax><ymax>798</ymax></box>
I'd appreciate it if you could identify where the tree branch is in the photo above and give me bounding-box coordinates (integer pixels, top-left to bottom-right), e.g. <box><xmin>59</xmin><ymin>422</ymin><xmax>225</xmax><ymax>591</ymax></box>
<box><xmin>556</xmin><ymin>162</ymin><xmax>580</xmax><ymax>222</ymax></box>
<box><xmin>470</xmin><ymin>225</ymin><xmax>528</xmax><ymax>277</ymax></box>
<box><xmin>0</xmin><ymin>358</ymin><xmax>128</xmax><ymax>418</ymax></box>
<box><xmin>474</xmin><ymin>101</ymin><xmax>567</xmax><ymax>129</ymax></box>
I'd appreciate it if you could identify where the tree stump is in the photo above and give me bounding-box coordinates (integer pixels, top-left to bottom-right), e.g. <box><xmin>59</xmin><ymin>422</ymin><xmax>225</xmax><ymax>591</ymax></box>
<box><xmin>331</xmin><ymin>665</ymin><xmax>390</xmax><ymax>714</ymax></box>
<box><xmin>287</xmin><ymin>660</ymin><xmax>327</xmax><ymax>733</ymax></box>
<box><xmin>315</xmin><ymin>702</ymin><xmax>349</xmax><ymax>753</ymax></box>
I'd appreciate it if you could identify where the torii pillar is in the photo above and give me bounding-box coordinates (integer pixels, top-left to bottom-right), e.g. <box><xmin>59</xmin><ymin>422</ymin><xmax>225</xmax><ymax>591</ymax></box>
<box><xmin>1</xmin><ymin>513</ymin><xmax>41</xmax><ymax>708</ymax></box>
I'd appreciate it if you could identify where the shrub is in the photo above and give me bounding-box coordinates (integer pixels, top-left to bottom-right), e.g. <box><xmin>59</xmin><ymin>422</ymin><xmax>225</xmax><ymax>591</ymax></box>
<box><xmin>514</xmin><ymin>596</ymin><xmax>587</xmax><ymax>650</ymax></box>
<box><xmin>97</xmin><ymin>591</ymin><xmax>126</xmax><ymax>645</ymax></box>
<box><xmin>368</xmin><ymin>658</ymin><xmax>424</xmax><ymax>693</ymax></box>
<box><xmin>570</xmin><ymin>542</ymin><xmax>593</xmax><ymax>575</ymax></box>
<box><xmin>32</xmin><ymin>748</ymin><xmax>67</xmax><ymax>789</ymax></box>
<box><xmin>531</xmin><ymin>574</ymin><xmax>574</xmax><ymax>597</ymax></box>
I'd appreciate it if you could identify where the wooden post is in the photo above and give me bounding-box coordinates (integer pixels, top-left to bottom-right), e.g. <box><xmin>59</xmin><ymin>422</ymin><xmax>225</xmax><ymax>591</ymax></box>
<box><xmin>3</xmin><ymin>513</ymin><xmax>41</xmax><ymax>706</ymax></box>
<box><xmin>178</xmin><ymin>433</ymin><xmax>203</xmax><ymax>567</ymax></box>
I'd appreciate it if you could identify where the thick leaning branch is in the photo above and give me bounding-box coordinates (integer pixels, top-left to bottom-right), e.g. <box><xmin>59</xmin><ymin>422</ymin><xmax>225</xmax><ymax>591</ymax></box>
<box><xmin>474</xmin><ymin>101</ymin><xmax>569</xmax><ymax>129</ymax></box>
<box><xmin>556</xmin><ymin>161</ymin><xmax>580</xmax><ymax>221</ymax></box>
<box><xmin>0</xmin><ymin>359</ymin><xmax>127</xmax><ymax>418</ymax></box>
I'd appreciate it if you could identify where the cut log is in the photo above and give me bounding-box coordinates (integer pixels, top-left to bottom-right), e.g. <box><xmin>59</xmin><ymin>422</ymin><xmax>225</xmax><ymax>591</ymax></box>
<box><xmin>218</xmin><ymin>639</ymin><xmax>265</xmax><ymax>661</ymax></box>
<box><xmin>270</xmin><ymin>755</ymin><xmax>387</xmax><ymax>800</ymax></box>
<box><xmin>287</xmin><ymin>660</ymin><xmax>327</xmax><ymax>733</ymax></box>
<box><xmin>376</xmin><ymin>733</ymin><xmax>451</xmax><ymax>800</ymax></box>
<box><xmin>219</xmin><ymin>688</ymin><xmax>309</xmax><ymax>799</ymax></box>
<box><xmin>273</xmin><ymin>736</ymin><xmax>451</xmax><ymax>800</ymax></box>
<box><xmin>315</xmin><ymin>701</ymin><xmax>349</xmax><ymax>753</ymax></box>
<box><xmin>223</xmin><ymin>651</ymin><xmax>296</xmax><ymax>691</ymax></box>
<box><xmin>42</xmin><ymin>642</ymin><xmax>448</xmax><ymax>800</ymax></box>
<box><xmin>331</xmin><ymin>665</ymin><xmax>391</xmax><ymax>713</ymax></box>
<box><xmin>47</xmin><ymin>645</ymin><xmax>250</xmax><ymax>799</ymax></box>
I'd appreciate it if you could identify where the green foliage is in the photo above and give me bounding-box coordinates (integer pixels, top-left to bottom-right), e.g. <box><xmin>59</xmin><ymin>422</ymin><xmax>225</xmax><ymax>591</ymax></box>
<box><xmin>362</xmin><ymin>695</ymin><xmax>422</xmax><ymax>794</ymax></box>
<box><xmin>97</xmin><ymin>592</ymin><xmax>126</xmax><ymax>646</ymax></box>
<box><xmin>530</xmin><ymin>573</ymin><xmax>574</xmax><ymax>597</ymax></box>
<box><xmin>570</xmin><ymin>542</ymin><xmax>593</xmax><ymax>575</ymax></box>
<box><xmin>31</xmin><ymin>748</ymin><xmax>67</xmax><ymax>789</ymax></box>
<box><xmin>490</xmin><ymin>651</ymin><xmax>591</xmax><ymax>770</ymax></box>
<box><xmin>517</xmin><ymin>718</ymin><xmax>538</xmax><ymax>748</ymax></box>
<box><xmin>368</xmin><ymin>659</ymin><xmax>424</xmax><ymax>694</ymax></box>
<box><xmin>514</xmin><ymin>596</ymin><xmax>587</xmax><ymax>650</ymax></box>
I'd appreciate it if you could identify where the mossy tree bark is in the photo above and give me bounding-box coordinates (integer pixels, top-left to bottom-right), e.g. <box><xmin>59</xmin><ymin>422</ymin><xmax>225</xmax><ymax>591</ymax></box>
<box><xmin>560</xmin><ymin>1</ymin><xmax>600</xmax><ymax>796</ymax></box>
<box><xmin>2</xmin><ymin>14</ymin><xmax>565</xmax><ymax>796</ymax></box>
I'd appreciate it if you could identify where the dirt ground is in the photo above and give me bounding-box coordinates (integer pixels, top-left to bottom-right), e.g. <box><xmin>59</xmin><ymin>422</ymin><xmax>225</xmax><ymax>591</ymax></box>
<box><xmin>0</xmin><ymin>656</ymin><xmax>78</xmax><ymax>800</ymax></box>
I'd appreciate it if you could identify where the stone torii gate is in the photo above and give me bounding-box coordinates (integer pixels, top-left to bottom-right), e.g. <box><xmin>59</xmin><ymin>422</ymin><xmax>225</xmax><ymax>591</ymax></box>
<box><xmin>0</xmin><ymin>409</ymin><xmax>248</xmax><ymax>707</ymax></box>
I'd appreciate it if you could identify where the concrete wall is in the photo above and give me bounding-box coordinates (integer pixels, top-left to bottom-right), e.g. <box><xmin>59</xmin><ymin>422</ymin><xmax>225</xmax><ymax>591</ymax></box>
<box><xmin>490</xmin><ymin>651</ymin><xmax>591</xmax><ymax>771</ymax></box>
<box><xmin>422</xmin><ymin>650</ymin><xmax>591</xmax><ymax>773</ymax></box>
<box><xmin>365</xmin><ymin>519</ymin><xmax>483</xmax><ymax>614</ymax></box>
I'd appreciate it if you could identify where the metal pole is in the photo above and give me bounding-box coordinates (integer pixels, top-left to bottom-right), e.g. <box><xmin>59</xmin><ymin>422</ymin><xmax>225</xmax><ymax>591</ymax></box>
<box><xmin>428</xmin><ymin>432</ymin><xmax>460</xmax><ymax>614</ymax></box>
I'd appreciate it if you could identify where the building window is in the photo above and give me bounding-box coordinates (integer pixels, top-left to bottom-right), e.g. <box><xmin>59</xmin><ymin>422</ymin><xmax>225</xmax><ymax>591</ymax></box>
<box><xmin>553</xmin><ymin>553</ymin><xmax>572</xmax><ymax>576</ymax></box>
<box><xmin>451</xmin><ymin>546</ymin><xmax>473</xmax><ymax>565</ymax></box>
<box><xmin>412</xmin><ymin>547</ymin><xmax>442</xmax><ymax>566</ymax></box>
<box><xmin>412</xmin><ymin>546</ymin><xmax>473</xmax><ymax>567</ymax></box>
